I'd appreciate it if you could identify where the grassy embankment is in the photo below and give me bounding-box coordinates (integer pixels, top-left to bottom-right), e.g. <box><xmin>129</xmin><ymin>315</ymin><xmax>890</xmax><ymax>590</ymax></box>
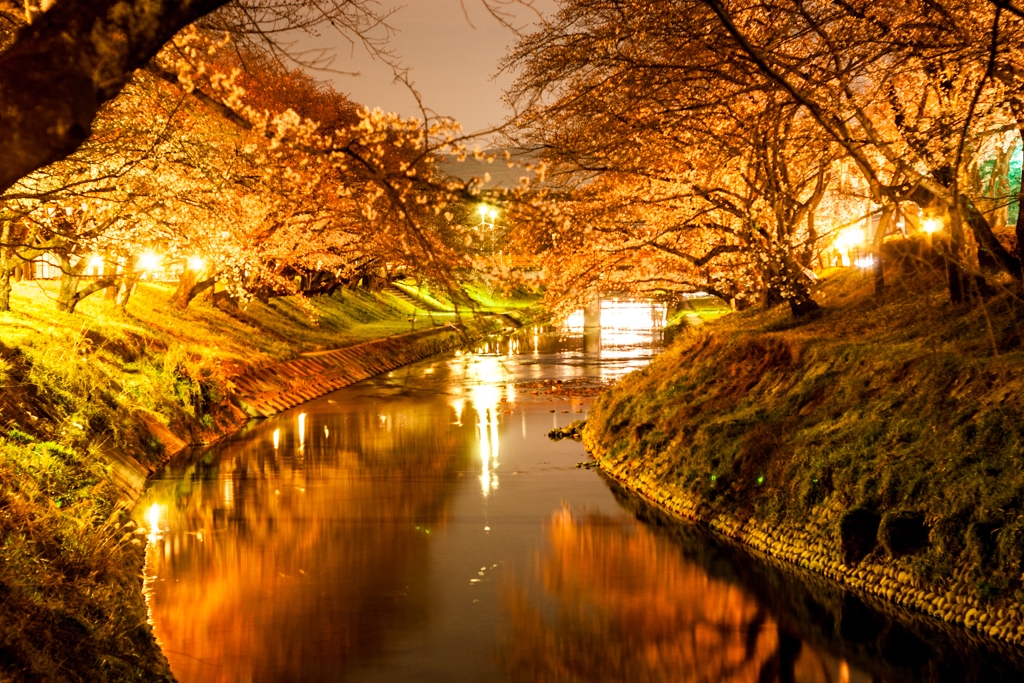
<box><xmin>0</xmin><ymin>279</ymin><xmax>530</xmax><ymax>682</ymax></box>
<box><xmin>393</xmin><ymin>278</ymin><xmax>543</xmax><ymax>320</ymax></box>
<box><xmin>585</xmin><ymin>264</ymin><xmax>1024</xmax><ymax>641</ymax></box>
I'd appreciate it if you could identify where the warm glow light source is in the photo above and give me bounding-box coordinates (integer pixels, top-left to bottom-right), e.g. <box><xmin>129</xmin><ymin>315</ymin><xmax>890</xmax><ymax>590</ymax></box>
<box><xmin>273</xmin><ymin>428</ymin><xmax>280</xmax><ymax>450</ymax></box>
<box><xmin>921</xmin><ymin>217</ymin><xmax>941</xmax><ymax>234</ymax></box>
<box><xmin>855</xmin><ymin>255</ymin><xmax>876</xmax><ymax>269</ymax></box>
<box><xmin>478</xmin><ymin>204</ymin><xmax>489</xmax><ymax>216</ymax></box>
<box><xmin>488</xmin><ymin>209</ymin><xmax>498</xmax><ymax>219</ymax></box>
<box><xmin>88</xmin><ymin>255</ymin><xmax>104</xmax><ymax>269</ymax></box>
<box><xmin>833</xmin><ymin>227</ymin><xmax>863</xmax><ymax>252</ymax></box>
<box><xmin>138</xmin><ymin>251</ymin><xmax>162</xmax><ymax>270</ymax></box>
<box><xmin>187</xmin><ymin>256</ymin><xmax>205</xmax><ymax>271</ymax></box>
<box><xmin>146</xmin><ymin>503</ymin><xmax>161</xmax><ymax>543</ymax></box>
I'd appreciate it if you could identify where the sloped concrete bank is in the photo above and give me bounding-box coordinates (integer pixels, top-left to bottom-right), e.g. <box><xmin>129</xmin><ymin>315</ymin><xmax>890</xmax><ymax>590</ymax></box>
<box><xmin>118</xmin><ymin>320</ymin><xmax>507</xmax><ymax>504</ymax></box>
<box><xmin>231</xmin><ymin>320</ymin><xmax>503</xmax><ymax>417</ymax></box>
<box><xmin>74</xmin><ymin>319</ymin><xmax>507</xmax><ymax>683</ymax></box>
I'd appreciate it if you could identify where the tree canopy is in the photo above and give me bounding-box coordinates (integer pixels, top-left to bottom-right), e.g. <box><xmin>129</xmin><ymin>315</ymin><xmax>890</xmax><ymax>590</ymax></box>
<box><xmin>0</xmin><ymin>1</ymin><xmax>548</xmax><ymax>315</ymax></box>
<box><xmin>503</xmin><ymin>0</ymin><xmax>1024</xmax><ymax>314</ymax></box>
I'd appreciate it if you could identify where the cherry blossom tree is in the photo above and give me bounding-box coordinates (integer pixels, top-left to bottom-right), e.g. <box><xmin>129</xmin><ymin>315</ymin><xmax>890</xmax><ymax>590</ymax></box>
<box><xmin>504</xmin><ymin>0</ymin><xmax>850</xmax><ymax>316</ymax></box>
<box><xmin>504</xmin><ymin>0</ymin><xmax>1024</xmax><ymax>313</ymax></box>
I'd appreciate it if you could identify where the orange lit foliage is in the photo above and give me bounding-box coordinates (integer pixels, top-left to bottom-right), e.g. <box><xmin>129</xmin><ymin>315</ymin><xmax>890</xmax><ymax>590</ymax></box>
<box><xmin>504</xmin><ymin>2</ymin><xmax>852</xmax><ymax>316</ymax></box>
<box><xmin>505</xmin><ymin>510</ymin><xmax>842</xmax><ymax>682</ymax></box>
<box><xmin>506</xmin><ymin>0</ymin><xmax>1024</xmax><ymax>312</ymax></box>
<box><xmin>0</xmin><ymin>43</ymin><xmax>469</xmax><ymax>313</ymax></box>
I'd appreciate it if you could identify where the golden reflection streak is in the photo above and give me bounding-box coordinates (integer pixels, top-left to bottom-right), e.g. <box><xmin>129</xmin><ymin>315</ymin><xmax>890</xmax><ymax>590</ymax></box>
<box><xmin>142</xmin><ymin>503</ymin><xmax>163</xmax><ymax>631</ymax></box>
<box><xmin>456</xmin><ymin>354</ymin><xmax>507</xmax><ymax>497</ymax></box>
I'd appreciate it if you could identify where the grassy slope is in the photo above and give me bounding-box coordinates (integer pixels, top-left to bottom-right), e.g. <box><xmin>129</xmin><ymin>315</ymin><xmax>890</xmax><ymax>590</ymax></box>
<box><xmin>585</xmin><ymin>266</ymin><xmax>1024</xmax><ymax>606</ymax></box>
<box><xmin>0</xmin><ymin>279</ymin><xmax>509</xmax><ymax>682</ymax></box>
<box><xmin>394</xmin><ymin>277</ymin><xmax>543</xmax><ymax>319</ymax></box>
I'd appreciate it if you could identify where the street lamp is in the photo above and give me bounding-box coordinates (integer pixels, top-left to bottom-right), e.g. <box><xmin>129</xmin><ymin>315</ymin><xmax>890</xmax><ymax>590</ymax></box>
<box><xmin>476</xmin><ymin>203</ymin><xmax>499</xmax><ymax>229</ymax></box>
<box><xmin>921</xmin><ymin>217</ymin><xmax>941</xmax><ymax>259</ymax></box>
<box><xmin>138</xmin><ymin>252</ymin><xmax>162</xmax><ymax>278</ymax></box>
<box><xmin>833</xmin><ymin>227</ymin><xmax>864</xmax><ymax>267</ymax></box>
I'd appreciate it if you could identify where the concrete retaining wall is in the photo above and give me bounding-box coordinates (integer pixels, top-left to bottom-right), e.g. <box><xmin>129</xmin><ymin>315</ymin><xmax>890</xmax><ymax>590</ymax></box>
<box><xmin>232</xmin><ymin>323</ymin><xmax>490</xmax><ymax>417</ymax></box>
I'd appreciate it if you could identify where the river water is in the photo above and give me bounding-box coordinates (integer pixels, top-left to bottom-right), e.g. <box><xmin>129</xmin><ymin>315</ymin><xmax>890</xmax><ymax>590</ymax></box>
<box><xmin>138</xmin><ymin>301</ymin><xmax>1024</xmax><ymax>683</ymax></box>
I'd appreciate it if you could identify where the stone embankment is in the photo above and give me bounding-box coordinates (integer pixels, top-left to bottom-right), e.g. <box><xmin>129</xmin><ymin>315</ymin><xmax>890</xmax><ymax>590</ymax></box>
<box><xmin>116</xmin><ymin>321</ymin><xmax>505</xmax><ymax>500</ymax></box>
<box><xmin>233</xmin><ymin>321</ymin><xmax>501</xmax><ymax>417</ymax></box>
<box><xmin>594</xmin><ymin>458</ymin><xmax>1024</xmax><ymax>656</ymax></box>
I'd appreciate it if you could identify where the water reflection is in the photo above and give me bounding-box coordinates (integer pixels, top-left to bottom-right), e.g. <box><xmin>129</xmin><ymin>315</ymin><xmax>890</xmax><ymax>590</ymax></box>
<box><xmin>139</xmin><ymin>302</ymin><xmax>1024</xmax><ymax>683</ymax></box>
<box><xmin>564</xmin><ymin>298</ymin><xmax>667</xmax><ymax>354</ymax></box>
<box><xmin>505</xmin><ymin>508</ymin><xmax>861</xmax><ymax>683</ymax></box>
<box><xmin>139</xmin><ymin>396</ymin><xmax>478</xmax><ymax>683</ymax></box>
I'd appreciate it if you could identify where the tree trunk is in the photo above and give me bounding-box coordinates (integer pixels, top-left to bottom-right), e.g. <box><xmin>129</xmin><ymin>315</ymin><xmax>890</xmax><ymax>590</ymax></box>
<box><xmin>103</xmin><ymin>257</ymin><xmax>119</xmax><ymax>301</ymax></box>
<box><xmin>55</xmin><ymin>255</ymin><xmax>88</xmax><ymax>313</ymax></box>
<box><xmin>68</xmin><ymin>277</ymin><xmax>119</xmax><ymax>312</ymax></box>
<box><xmin>0</xmin><ymin>220</ymin><xmax>12</xmax><ymax>312</ymax></box>
<box><xmin>961</xmin><ymin>194</ymin><xmax>1021</xmax><ymax>279</ymax></box>
<box><xmin>0</xmin><ymin>266</ymin><xmax>12</xmax><ymax>313</ymax></box>
<box><xmin>172</xmin><ymin>268</ymin><xmax>198</xmax><ymax>308</ymax></box>
<box><xmin>801</xmin><ymin>206</ymin><xmax>819</xmax><ymax>269</ymax></box>
<box><xmin>945</xmin><ymin>231</ymin><xmax>966</xmax><ymax>304</ymax></box>
<box><xmin>115</xmin><ymin>255</ymin><xmax>140</xmax><ymax>311</ymax></box>
<box><xmin>172</xmin><ymin>270</ymin><xmax>215</xmax><ymax>309</ymax></box>
<box><xmin>786</xmin><ymin>284</ymin><xmax>821</xmax><ymax>317</ymax></box>
<box><xmin>872</xmin><ymin>208</ymin><xmax>893</xmax><ymax>298</ymax></box>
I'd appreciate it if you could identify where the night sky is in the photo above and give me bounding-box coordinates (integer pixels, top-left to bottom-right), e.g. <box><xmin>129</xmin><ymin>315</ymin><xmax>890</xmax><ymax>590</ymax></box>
<box><xmin>302</xmin><ymin>0</ymin><xmax>557</xmax><ymax>138</ymax></box>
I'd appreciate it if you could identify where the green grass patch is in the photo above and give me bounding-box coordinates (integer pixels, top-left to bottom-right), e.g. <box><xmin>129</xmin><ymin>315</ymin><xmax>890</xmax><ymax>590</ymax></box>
<box><xmin>586</xmin><ymin>265</ymin><xmax>1024</xmax><ymax>607</ymax></box>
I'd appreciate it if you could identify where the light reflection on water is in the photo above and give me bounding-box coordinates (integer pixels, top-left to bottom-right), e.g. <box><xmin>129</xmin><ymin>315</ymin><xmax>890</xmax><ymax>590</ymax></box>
<box><xmin>137</xmin><ymin>301</ymin><xmax>1023</xmax><ymax>683</ymax></box>
<box><xmin>505</xmin><ymin>509</ymin><xmax>845</xmax><ymax>683</ymax></box>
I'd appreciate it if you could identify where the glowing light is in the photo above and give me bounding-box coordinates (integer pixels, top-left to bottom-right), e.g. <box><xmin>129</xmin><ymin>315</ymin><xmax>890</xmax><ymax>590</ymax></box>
<box><xmin>855</xmin><ymin>255</ymin><xmax>876</xmax><ymax>269</ymax></box>
<box><xmin>921</xmin><ymin>217</ymin><xmax>941</xmax><ymax>234</ymax></box>
<box><xmin>465</xmin><ymin>364</ymin><xmax>504</xmax><ymax>496</ymax></box>
<box><xmin>138</xmin><ymin>251</ymin><xmax>162</xmax><ymax>271</ymax></box>
<box><xmin>298</xmin><ymin>413</ymin><xmax>306</xmax><ymax>451</ymax></box>
<box><xmin>146</xmin><ymin>503</ymin><xmax>161</xmax><ymax>544</ymax></box>
<box><xmin>187</xmin><ymin>256</ymin><xmax>206</xmax><ymax>271</ymax></box>
<box><xmin>833</xmin><ymin>227</ymin><xmax>864</xmax><ymax>252</ymax></box>
<box><xmin>450</xmin><ymin>396</ymin><xmax>466</xmax><ymax>426</ymax></box>
<box><xmin>273</xmin><ymin>428</ymin><xmax>280</xmax><ymax>449</ymax></box>
<box><xmin>88</xmin><ymin>255</ymin><xmax>104</xmax><ymax>269</ymax></box>
<box><xmin>477</xmin><ymin>204</ymin><xmax>499</xmax><ymax>225</ymax></box>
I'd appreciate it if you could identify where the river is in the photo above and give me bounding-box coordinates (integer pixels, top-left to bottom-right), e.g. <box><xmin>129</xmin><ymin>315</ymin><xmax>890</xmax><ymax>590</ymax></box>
<box><xmin>137</xmin><ymin>300</ymin><xmax>1024</xmax><ymax>683</ymax></box>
